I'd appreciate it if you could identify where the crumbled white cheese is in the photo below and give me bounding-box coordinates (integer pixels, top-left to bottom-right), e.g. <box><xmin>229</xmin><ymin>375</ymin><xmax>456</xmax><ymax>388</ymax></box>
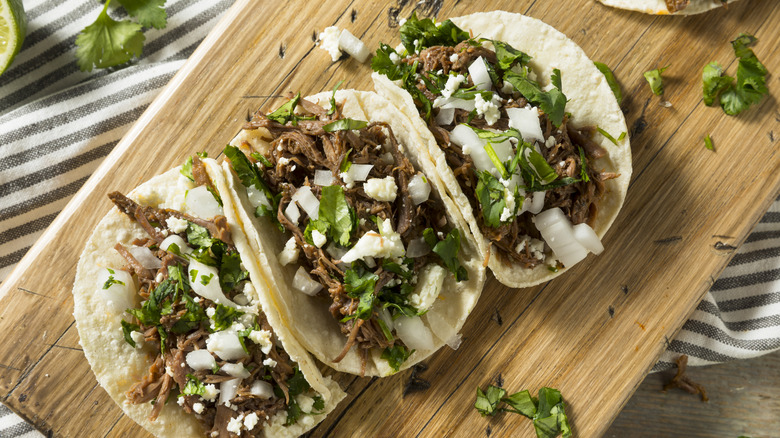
<box><xmin>278</xmin><ymin>157</ymin><xmax>290</xmax><ymax>166</ymax></box>
<box><xmin>339</xmin><ymin>171</ymin><xmax>355</xmax><ymax>189</ymax></box>
<box><xmin>449</xmin><ymin>53</ymin><xmax>459</xmax><ymax>63</ymax></box>
<box><xmin>263</xmin><ymin>358</ymin><xmax>278</xmax><ymax>368</ymax></box>
<box><xmin>244</xmin><ymin>412</ymin><xmax>259</xmax><ymax>431</ymax></box>
<box><xmin>398</xmin><ymin>18</ymin><xmax>407</xmax><ymax>26</ymax></box>
<box><xmin>363</xmin><ymin>176</ymin><xmax>398</xmax><ymax>202</ymax></box>
<box><xmin>248</xmin><ymin>329</ymin><xmax>273</xmax><ymax>355</ymax></box>
<box><xmin>545</xmin><ymin>136</ymin><xmax>556</xmax><ymax>149</ymax></box>
<box><xmin>441</xmin><ymin>74</ymin><xmax>466</xmax><ymax>99</ymax></box>
<box><xmin>311</xmin><ymin>230</ymin><xmax>327</xmax><ymax>248</ymax></box>
<box><xmin>296</xmin><ymin>395</ymin><xmax>315</xmax><ymax>413</ymax></box>
<box><xmin>389</xmin><ymin>52</ymin><xmax>400</xmax><ymax>65</ymax></box>
<box><xmin>278</xmin><ymin>237</ymin><xmax>299</xmax><ymax>266</ymax></box>
<box><xmin>318</xmin><ymin>26</ymin><xmax>342</xmax><ymax>61</ymax></box>
<box><xmin>193</xmin><ymin>402</ymin><xmax>205</xmax><ymax>414</ymax></box>
<box><xmin>202</xmin><ymin>384</ymin><xmax>219</xmax><ymax>402</ymax></box>
<box><xmin>177</xmin><ymin>396</ymin><xmax>185</xmax><ymax>406</ymax></box>
<box><xmin>501</xmin><ymin>80</ymin><xmax>515</xmax><ymax>95</ymax></box>
<box><xmin>500</xmin><ymin>190</ymin><xmax>516</xmax><ymax>222</ymax></box>
<box><xmin>408</xmin><ymin>265</ymin><xmax>446</xmax><ymax>313</ymax></box>
<box><xmin>130</xmin><ymin>331</ymin><xmax>144</xmax><ymax>348</ymax></box>
<box><xmin>515</xmin><ymin>235</ymin><xmax>546</xmax><ymax>260</ymax></box>
<box><xmin>227</xmin><ymin>414</ymin><xmax>245</xmax><ymax>434</ymax></box>
<box><xmin>340</xmin><ymin>218</ymin><xmax>405</xmax><ymax>263</ymax></box>
<box><xmin>165</xmin><ymin>217</ymin><xmax>189</xmax><ymax>233</ymax></box>
<box><xmin>395</xmin><ymin>43</ymin><xmax>405</xmax><ymax>54</ymax></box>
<box><xmin>474</xmin><ymin>93</ymin><xmax>500</xmax><ymax>126</ymax></box>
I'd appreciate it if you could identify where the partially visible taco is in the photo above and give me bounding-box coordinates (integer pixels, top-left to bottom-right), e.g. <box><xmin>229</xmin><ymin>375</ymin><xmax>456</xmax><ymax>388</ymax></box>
<box><xmin>372</xmin><ymin>11</ymin><xmax>632</xmax><ymax>289</ymax></box>
<box><xmin>221</xmin><ymin>89</ymin><xmax>485</xmax><ymax>377</ymax></box>
<box><xmin>72</xmin><ymin>158</ymin><xmax>344</xmax><ymax>438</ymax></box>
<box><xmin>598</xmin><ymin>0</ymin><xmax>740</xmax><ymax>14</ymax></box>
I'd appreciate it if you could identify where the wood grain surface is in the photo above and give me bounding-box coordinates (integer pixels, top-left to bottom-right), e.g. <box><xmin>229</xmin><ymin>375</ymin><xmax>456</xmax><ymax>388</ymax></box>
<box><xmin>1</xmin><ymin>0</ymin><xmax>778</xmax><ymax>437</ymax></box>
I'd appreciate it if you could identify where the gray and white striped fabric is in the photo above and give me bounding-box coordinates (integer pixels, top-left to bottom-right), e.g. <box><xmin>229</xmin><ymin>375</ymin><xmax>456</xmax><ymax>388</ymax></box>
<box><xmin>0</xmin><ymin>0</ymin><xmax>778</xmax><ymax>435</ymax></box>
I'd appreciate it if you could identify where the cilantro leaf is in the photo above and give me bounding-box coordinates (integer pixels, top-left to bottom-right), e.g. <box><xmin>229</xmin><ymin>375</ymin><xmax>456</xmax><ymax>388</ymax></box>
<box><xmin>121</xmin><ymin>320</ymin><xmax>140</xmax><ymax>348</ymax></box>
<box><xmin>328</xmin><ymin>80</ymin><xmax>344</xmax><ymax>115</ymax></box>
<box><xmin>643</xmin><ymin>65</ymin><xmax>669</xmax><ymax>96</ymax></box>
<box><xmin>180</xmin><ymin>156</ymin><xmax>194</xmax><ymax>181</ymax></box>
<box><xmin>318</xmin><ymin>185</ymin><xmax>354</xmax><ymax>246</ymax></box>
<box><xmin>702</xmin><ymin>33</ymin><xmax>768</xmax><ymax>116</ymax></box>
<box><xmin>702</xmin><ymin>62</ymin><xmax>734</xmax><ymax>106</ymax></box>
<box><xmin>75</xmin><ymin>0</ymin><xmax>145</xmax><ymax>72</ymax></box>
<box><xmin>504</xmin><ymin>70</ymin><xmax>567</xmax><ymax>127</ymax></box>
<box><xmin>475</xmin><ymin>385</ymin><xmax>506</xmax><ymax>416</ymax></box>
<box><xmin>117</xmin><ymin>0</ymin><xmax>167</xmax><ymax>29</ymax></box>
<box><xmin>381</xmin><ymin>345</ymin><xmax>414</xmax><ymax>372</ymax></box>
<box><xmin>323</xmin><ymin>118</ymin><xmax>368</xmax><ymax>132</ymax></box>
<box><xmin>593</xmin><ymin>61</ymin><xmax>622</xmax><ymax>104</ymax></box>
<box><xmin>596</xmin><ymin>127</ymin><xmax>620</xmax><ymax>146</ymax></box>
<box><xmin>223</xmin><ymin>145</ymin><xmax>279</xmax><ymax>224</ymax></box>
<box><xmin>488</xmin><ymin>39</ymin><xmax>532</xmax><ymax>71</ymax></box>
<box><xmin>185</xmin><ymin>222</ymin><xmax>212</xmax><ymax>248</ymax></box>
<box><xmin>399</xmin><ymin>12</ymin><xmax>469</xmax><ymax>53</ymax></box>
<box><xmin>283</xmin><ymin>367</ymin><xmax>312</xmax><ymax>425</ymax></box>
<box><xmin>181</xmin><ymin>374</ymin><xmax>206</xmax><ymax>396</ymax></box>
<box><xmin>211</xmin><ymin>303</ymin><xmax>243</xmax><ymax>332</ymax></box>
<box><xmin>102</xmin><ymin>268</ymin><xmax>125</xmax><ymax>289</ymax></box>
<box><xmin>267</xmin><ymin>93</ymin><xmax>301</xmax><ymax>125</ymax></box>
<box><xmin>502</xmin><ymin>389</ymin><xmax>537</xmax><ymax>418</ymax></box>
<box><xmin>475</xmin><ymin>171</ymin><xmax>507</xmax><ymax>228</ymax></box>
<box><xmin>704</xmin><ymin>134</ymin><xmax>715</xmax><ymax>151</ymax></box>
<box><xmin>171</xmin><ymin>293</ymin><xmax>206</xmax><ymax>334</ymax></box>
<box><xmin>343</xmin><ymin>263</ymin><xmax>378</xmax><ymax>321</ymax></box>
<box><xmin>424</xmin><ymin>228</ymin><xmax>469</xmax><ymax>281</ymax></box>
<box><xmin>372</xmin><ymin>44</ymin><xmax>412</xmax><ymax>80</ymax></box>
<box><xmin>219</xmin><ymin>251</ymin><xmax>249</xmax><ymax>291</ymax></box>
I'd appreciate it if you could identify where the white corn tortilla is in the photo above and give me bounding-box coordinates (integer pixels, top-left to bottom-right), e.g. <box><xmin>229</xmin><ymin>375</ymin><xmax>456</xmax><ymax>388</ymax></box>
<box><xmin>72</xmin><ymin>163</ymin><xmax>345</xmax><ymax>438</ymax></box>
<box><xmin>373</xmin><ymin>11</ymin><xmax>632</xmax><ymax>289</ymax></box>
<box><xmin>224</xmin><ymin>90</ymin><xmax>486</xmax><ymax>377</ymax></box>
<box><xmin>598</xmin><ymin>0</ymin><xmax>741</xmax><ymax>15</ymax></box>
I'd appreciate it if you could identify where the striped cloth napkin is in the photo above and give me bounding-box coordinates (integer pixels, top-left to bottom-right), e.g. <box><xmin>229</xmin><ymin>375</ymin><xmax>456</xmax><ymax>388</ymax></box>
<box><xmin>0</xmin><ymin>0</ymin><xmax>777</xmax><ymax>436</ymax></box>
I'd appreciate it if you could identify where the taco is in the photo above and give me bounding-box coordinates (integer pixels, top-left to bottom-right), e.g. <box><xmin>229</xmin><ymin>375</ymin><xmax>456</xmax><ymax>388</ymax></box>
<box><xmin>221</xmin><ymin>89</ymin><xmax>485</xmax><ymax>377</ymax></box>
<box><xmin>597</xmin><ymin>0</ymin><xmax>740</xmax><ymax>14</ymax></box>
<box><xmin>72</xmin><ymin>157</ymin><xmax>345</xmax><ymax>438</ymax></box>
<box><xmin>371</xmin><ymin>11</ymin><xmax>632</xmax><ymax>289</ymax></box>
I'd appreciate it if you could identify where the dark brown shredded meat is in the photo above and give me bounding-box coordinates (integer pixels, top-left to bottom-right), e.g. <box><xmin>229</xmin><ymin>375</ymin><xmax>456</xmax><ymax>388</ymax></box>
<box><xmin>404</xmin><ymin>42</ymin><xmax>618</xmax><ymax>269</ymax></box>
<box><xmin>234</xmin><ymin>96</ymin><xmax>456</xmax><ymax>372</ymax></box>
<box><xmin>665</xmin><ymin>0</ymin><xmax>690</xmax><ymax>13</ymax></box>
<box><xmin>663</xmin><ymin>355</ymin><xmax>709</xmax><ymax>402</ymax></box>
<box><xmin>111</xmin><ymin>189</ymin><xmax>298</xmax><ymax>437</ymax></box>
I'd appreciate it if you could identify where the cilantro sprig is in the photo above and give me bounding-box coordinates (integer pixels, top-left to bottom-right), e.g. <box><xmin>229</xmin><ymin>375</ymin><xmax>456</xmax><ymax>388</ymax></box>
<box><xmin>702</xmin><ymin>33</ymin><xmax>768</xmax><ymax>116</ymax></box>
<box><xmin>75</xmin><ymin>0</ymin><xmax>167</xmax><ymax>72</ymax></box>
<box><xmin>476</xmin><ymin>385</ymin><xmax>572</xmax><ymax>438</ymax></box>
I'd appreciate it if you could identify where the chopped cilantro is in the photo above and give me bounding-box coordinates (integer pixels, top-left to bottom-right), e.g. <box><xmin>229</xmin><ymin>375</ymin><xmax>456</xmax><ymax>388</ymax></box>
<box><xmin>102</xmin><ymin>268</ymin><xmax>125</xmax><ymax>289</ymax></box>
<box><xmin>180</xmin><ymin>156</ymin><xmax>194</xmax><ymax>181</ymax></box>
<box><xmin>372</xmin><ymin>43</ymin><xmax>414</xmax><ymax>81</ymax></box>
<box><xmin>120</xmin><ymin>320</ymin><xmax>140</xmax><ymax>348</ymax></box>
<box><xmin>475</xmin><ymin>171</ymin><xmax>507</xmax><ymax>228</ymax></box>
<box><xmin>267</xmin><ymin>93</ymin><xmax>301</xmax><ymax>125</ymax></box>
<box><xmin>399</xmin><ymin>12</ymin><xmax>470</xmax><ymax>54</ymax></box>
<box><xmin>643</xmin><ymin>65</ymin><xmax>669</xmax><ymax>96</ymax></box>
<box><xmin>223</xmin><ymin>145</ymin><xmax>280</xmax><ymax>227</ymax></box>
<box><xmin>186</xmin><ymin>222</ymin><xmax>212</xmax><ymax>248</ymax></box>
<box><xmin>596</xmin><ymin>127</ymin><xmax>620</xmax><ymax>146</ymax></box>
<box><xmin>593</xmin><ymin>61</ymin><xmax>622</xmax><ymax>104</ymax></box>
<box><xmin>328</xmin><ymin>80</ymin><xmax>344</xmax><ymax>115</ymax></box>
<box><xmin>200</xmin><ymin>273</ymin><xmax>214</xmax><ymax>285</ymax></box>
<box><xmin>318</xmin><ymin>185</ymin><xmax>355</xmax><ymax>247</ymax></box>
<box><xmin>381</xmin><ymin>344</ymin><xmax>414</xmax><ymax>372</ymax></box>
<box><xmin>489</xmin><ymin>39</ymin><xmax>532</xmax><ymax>71</ymax></box>
<box><xmin>171</xmin><ymin>292</ymin><xmax>206</xmax><ymax>334</ymax></box>
<box><xmin>703</xmin><ymin>33</ymin><xmax>768</xmax><ymax>116</ymax></box>
<box><xmin>282</xmin><ymin>367</ymin><xmax>312</xmax><ymax>425</ymax></box>
<box><xmin>504</xmin><ymin>70</ymin><xmax>567</xmax><ymax>127</ymax></box>
<box><xmin>218</xmin><ymin>251</ymin><xmax>248</xmax><ymax>291</ymax></box>
<box><xmin>475</xmin><ymin>385</ymin><xmax>571</xmax><ymax>438</ymax></box>
<box><xmin>323</xmin><ymin>118</ymin><xmax>368</xmax><ymax>132</ymax></box>
<box><xmin>342</xmin><ymin>263</ymin><xmax>379</xmax><ymax>321</ymax></box>
<box><xmin>211</xmin><ymin>304</ymin><xmax>243</xmax><ymax>332</ymax></box>
<box><xmin>704</xmin><ymin>134</ymin><xmax>715</xmax><ymax>151</ymax></box>
<box><xmin>424</xmin><ymin>228</ymin><xmax>469</xmax><ymax>281</ymax></box>
<box><xmin>75</xmin><ymin>0</ymin><xmax>144</xmax><ymax>71</ymax></box>
<box><xmin>181</xmin><ymin>374</ymin><xmax>206</xmax><ymax>396</ymax></box>
<box><xmin>251</xmin><ymin>152</ymin><xmax>273</xmax><ymax>168</ymax></box>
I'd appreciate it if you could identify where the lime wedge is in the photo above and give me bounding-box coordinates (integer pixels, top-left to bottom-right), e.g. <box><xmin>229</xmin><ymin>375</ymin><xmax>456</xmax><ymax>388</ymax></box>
<box><xmin>0</xmin><ymin>0</ymin><xmax>26</xmax><ymax>76</ymax></box>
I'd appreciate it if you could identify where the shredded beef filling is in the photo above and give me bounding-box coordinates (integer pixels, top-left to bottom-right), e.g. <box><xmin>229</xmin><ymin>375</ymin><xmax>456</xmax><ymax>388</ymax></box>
<box><xmin>407</xmin><ymin>43</ymin><xmax>617</xmax><ymax>268</ymax></box>
<box><xmin>110</xmin><ymin>190</ymin><xmax>295</xmax><ymax>438</ymax></box>
<box><xmin>236</xmin><ymin>96</ymin><xmax>452</xmax><ymax>366</ymax></box>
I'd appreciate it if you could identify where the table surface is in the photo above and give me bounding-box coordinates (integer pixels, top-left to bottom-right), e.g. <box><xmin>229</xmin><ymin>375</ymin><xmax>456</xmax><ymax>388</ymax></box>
<box><xmin>1</xmin><ymin>0</ymin><xmax>779</xmax><ymax>437</ymax></box>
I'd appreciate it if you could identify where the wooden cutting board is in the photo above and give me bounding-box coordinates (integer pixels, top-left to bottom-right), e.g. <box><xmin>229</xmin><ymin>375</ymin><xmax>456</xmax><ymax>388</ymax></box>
<box><xmin>1</xmin><ymin>0</ymin><xmax>778</xmax><ymax>436</ymax></box>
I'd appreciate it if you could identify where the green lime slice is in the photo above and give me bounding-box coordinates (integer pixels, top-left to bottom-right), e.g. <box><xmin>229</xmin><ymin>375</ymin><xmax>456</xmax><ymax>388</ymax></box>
<box><xmin>0</xmin><ymin>0</ymin><xmax>26</xmax><ymax>76</ymax></box>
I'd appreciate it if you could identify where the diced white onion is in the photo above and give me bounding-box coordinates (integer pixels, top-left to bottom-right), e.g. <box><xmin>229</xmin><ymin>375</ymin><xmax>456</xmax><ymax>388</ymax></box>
<box><xmin>533</xmin><ymin>208</ymin><xmax>588</xmax><ymax>268</ymax></box>
<box><xmin>381</xmin><ymin>152</ymin><xmax>394</xmax><ymax>165</ymax></box>
<box><xmin>573</xmin><ymin>223</ymin><xmax>604</xmax><ymax>255</ymax></box>
<box><xmin>207</xmin><ymin>331</ymin><xmax>249</xmax><ymax>361</ymax></box>
<box><xmin>450</xmin><ymin>125</ymin><xmax>493</xmax><ymax>173</ymax></box>
<box><xmin>250</xmin><ymin>380</ymin><xmax>275</xmax><ymax>399</ymax></box>
<box><xmin>436</xmin><ymin>97</ymin><xmax>476</xmax><ymax>111</ymax></box>
<box><xmin>394</xmin><ymin>315</ymin><xmax>435</xmax><ymax>352</ymax></box>
<box><xmin>188</xmin><ymin>260</ymin><xmax>236</xmax><ymax>307</ymax></box>
<box><xmin>292</xmin><ymin>186</ymin><xmax>320</xmax><ymax>220</ymax></box>
<box><xmin>284</xmin><ymin>202</ymin><xmax>301</xmax><ymax>225</ymax></box>
<box><xmin>325</xmin><ymin>243</ymin><xmax>347</xmax><ymax>261</ymax></box>
<box><xmin>186</xmin><ymin>350</ymin><xmax>216</xmax><ymax>371</ymax></box>
<box><xmin>525</xmin><ymin>191</ymin><xmax>545</xmax><ymax>214</ymax></box>
<box><xmin>245</xmin><ymin>184</ymin><xmax>271</xmax><ymax>210</ymax></box>
<box><xmin>468</xmin><ymin>56</ymin><xmax>492</xmax><ymax>91</ymax></box>
<box><xmin>219</xmin><ymin>378</ymin><xmax>241</xmax><ymax>405</ymax></box>
<box><xmin>314</xmin><ymin>170</ymin><xmax>335</xmax><ymax>186</ymax></box>
<box><xmin>408</xmin><ymin>173</ymin><xmax>431</xmax><ymax>205</ymax></box>
<box><xmin>340</xmin><ymin>220</ymin><xmax>405</xmax><ymax>263</ymax></box>
<box><xmin>348</xmin><ymin>164</ymin><xmax>374</xmax><ymax>182</ymax></box>
<box><xmin>490</xmin><ymin>139</ymin><xmax>515</xmax><ymax>164</ymax></box>
<box><xmin>128</xmin><ymin>246</ymin><xmax>162</xmax><ymax>270</ymax></box>
<box><xmin>96</xmin><ymin>268</ymin><xmax>135</xmax><ymax>314</ymax></box>
<box><xmin>221</xmin><ymin>363</ymin><xmax>251</xmax><ymax>379</ymax></box>
<box><xmin>338</xmin><ymin>29</ymin><xmax>371</xmax><ymax>63</ymax></box>
<box><xmin>406</xmin><ymin>237</ymin><xmax>431</xmax><ymax>258</ymax></box>
<box><xmin>293</xmin><ymin>266</ymin><xmax>323</xmax><ymax>296</ymax></box>
<box><xmin>184</xmin><ymin>185</ymin><xmax>223</xmax><ymax>219</ymax></box>
<box><xmin>426</xmin><ymin>310</ymin><xmax>461</xmax><ymax>350</ymax></box>
<box><xmin>160</xmin><ymin>235</ymin><xmax>193</xmax><ymax>254</ymax></box>
<box><xmin>378</xmin><ymin>308</ymin><xmax>394</xmax><ymax>333</ymax></box>
<box><xmin>506</xmin><ymin>107</ymin><xmax>544</xmax><ymax>144</ymax></box>
<box><xmin>435</xmin><ymin>107</ymin><xmax>455</xmax><ymax>125</ymax></box>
